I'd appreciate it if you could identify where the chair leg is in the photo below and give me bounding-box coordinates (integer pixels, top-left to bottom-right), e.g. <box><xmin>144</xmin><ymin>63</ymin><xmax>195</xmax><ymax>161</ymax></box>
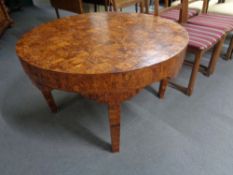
<box><xmin>55</xmin><ymin>8</ymin><xmax>60</xmax><ymax>19</ymax></box>
<box><xmin>158</xmin><ymin>79</ymin><xmax>168</xmax><ymax>99</ymax></box>
<box><xmin>206</xmin><ymin>34</ymin><xmax>226</xmax><ymax>76</ymax></box>
<box><xmin>144</xmin><ymin>0</ymin><xmax>149</xmax><ymax>13</ymax></box>
<box><xmin>104</xmin><ymin>0</ymin><xmax>108</xmax><ymax>11</ymax></box>
<box><xmin>225</xmin><ymin>34</ymin><xmax>233</xmax><ymax>60</ymax></box>
<box><xmin>186</xmin><ymin>51</ymin><xmax>204</xmax><ymax>96</ymax></box>
<box><xmin>94</xmin><ymin>4</ymin><xmax>97</xmax><ymax>12</ymax></box>
<box><xmin>109</xmin><ymin>4</ymin><xmax>113</xmax><ymax>11</ymax></box>
<box><xmin>139</xmin><ymin>2</ymin><xmax>144</xmax><ymax>13</ymax></box>
<box><xmin>112</xmin><ymin>2</ymin><xmax>117</xmax><ymax>11</ymax></box>
<box><xmin>135</xmin><ymin>4</ymin><xmax>138</xmax><ymax>12</ymax></box>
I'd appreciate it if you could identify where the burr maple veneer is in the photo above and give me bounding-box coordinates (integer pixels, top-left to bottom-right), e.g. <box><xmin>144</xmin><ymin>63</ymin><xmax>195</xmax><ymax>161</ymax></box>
<box><xmin>16</xmin><ymin>12</ymin><xmax>188</xmax><ymax>152</ymax></box>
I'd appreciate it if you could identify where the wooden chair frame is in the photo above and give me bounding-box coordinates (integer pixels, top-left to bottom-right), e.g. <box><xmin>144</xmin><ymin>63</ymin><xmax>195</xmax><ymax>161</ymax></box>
<box><xmin>200</xmin><ymin>0</ymin><xmax>233</xmax><ymax>59</ymax></box>
<box><xmin>226</xmin><ymin>36</ymin><xmax>233</xmax><ymax>59</ymax></box>
<box><xmin>155</xmin><ymin>0</ymin><xmax>226</xmax><ymax>96</ymax></box>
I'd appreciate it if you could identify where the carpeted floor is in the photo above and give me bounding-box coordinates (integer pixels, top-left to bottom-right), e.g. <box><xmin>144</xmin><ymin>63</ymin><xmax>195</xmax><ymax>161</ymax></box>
<box><xmin>0</xmin><ymin>5</ymin><xmax>233</xmax><ymax>175</ymax></box>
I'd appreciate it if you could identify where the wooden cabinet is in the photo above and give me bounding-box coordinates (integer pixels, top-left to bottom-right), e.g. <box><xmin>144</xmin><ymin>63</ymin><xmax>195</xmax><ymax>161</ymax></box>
<box><xmin>0</xmin><ymin>0</ymin><xmax>12</xmax><ymax>36</ymax></box>
<box><xmin>50</xmin><ymin>0</ymin><xmax>83</xmax><ymax>18</ymax></box>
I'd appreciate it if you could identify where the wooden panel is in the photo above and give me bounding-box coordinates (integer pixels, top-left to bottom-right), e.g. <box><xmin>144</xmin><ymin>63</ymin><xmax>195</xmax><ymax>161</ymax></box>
<box><xmin>50</xmin><ymin>0</ymin><xmax>83</xmax><ymax>14</ymax></box>
<box><xmin>0</xmin><ymin>0</ymin><xmax>12</xmax><ymax>37</ymax></box>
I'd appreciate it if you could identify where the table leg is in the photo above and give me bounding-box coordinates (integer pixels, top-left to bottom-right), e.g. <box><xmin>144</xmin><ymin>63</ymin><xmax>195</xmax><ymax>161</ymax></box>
<box><xmin>108</xmin><ymin>103</ymin><xmax>121</xmax><ymax>152</ymax></box>
<box><xmin>158</xmin><ymin>79</ymin><xmax>168</xmax><ymax>99</ymax></box>
<box><xmin>40</xmin><ymin>87</ymin><xmax>58</xmax><ymax>113</ymax></box>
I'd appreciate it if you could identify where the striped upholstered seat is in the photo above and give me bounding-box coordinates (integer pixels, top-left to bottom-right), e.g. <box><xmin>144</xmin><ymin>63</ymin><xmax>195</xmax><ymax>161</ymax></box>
<box><xmin>188</xmin><ymin>13</ymin><xmax>233</xmax><ymax>32</ymax></box>
<box><xmin>160</xmin><ymin>9</ymin><xmax>198</xmax><ymax>21</ymax></box>
<box><xmin>188</xmin><ymin>12</ymin><xmax>233</xmax><ymax>59</ymax></box>
<box><xmin>153</xmin><ymin>0</ymin><xmax>227</xmax><ymax>96</ymax></box>
<box><xmin>184</xmin><ymin>23</ymin><xmax>225</xmax><ymax>50</ymax></box>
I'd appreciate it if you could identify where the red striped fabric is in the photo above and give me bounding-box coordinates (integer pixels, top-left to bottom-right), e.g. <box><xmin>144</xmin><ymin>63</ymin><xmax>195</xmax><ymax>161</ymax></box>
<box><xmin>160</xmin><ymin>9</ymin><xmax>198</xmax><ymax>21</ymax></box>
<box><xmin>184</xmin><ymin>23</ymin><xmax>225</xmax><ymax>50</ymax></box>
<box><xmin>188</xmin><ymin>13</ymin><xmax>233</xmax><ymax>32</ymax></box>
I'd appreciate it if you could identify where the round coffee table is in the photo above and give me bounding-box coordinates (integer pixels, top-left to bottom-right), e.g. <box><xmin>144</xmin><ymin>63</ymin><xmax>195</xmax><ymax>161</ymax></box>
<box><xmin>16</xmin><ymin>12</ymin><xmax>188</xmax><ymax>152</ymax></box>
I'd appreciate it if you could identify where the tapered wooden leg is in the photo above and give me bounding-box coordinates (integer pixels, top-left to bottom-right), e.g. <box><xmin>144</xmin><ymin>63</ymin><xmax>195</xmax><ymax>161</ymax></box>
<box><xmin>186</xmin><ymin>51</ymin><xmax>204</xmax><ymax>96</ymax></box>
<box><xmin>108</xmin><ymin>103</ymin><xmax>121</xmax><ymax>152</ymax></box>
<box><xmin>158</xmin><ymin>79</ymin><xmax>168</xmax><ymax>99</ymax></box>
<box><xmin>206</xmin><ymin>35</ymin><xmax>226</xmax><ymax>76</ymax></box>
<box><xmin>226</xmin><ymin>35</ymin><xmax>233</xmax><ymax>60</ymax></box>
<box><xmin>40</xmin><ymin>87</ymin><xmax>58</xmax><ymax>113</ymax></box>
<box><xmin>55</xmin><ymin>8</ymin><xmax>60</xmax><ymax>19</ymax></box>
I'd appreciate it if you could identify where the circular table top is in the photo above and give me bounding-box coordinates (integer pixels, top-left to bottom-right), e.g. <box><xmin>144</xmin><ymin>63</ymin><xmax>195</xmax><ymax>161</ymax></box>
<box><xmin>16</xmin><ymin>12</ymin><xmax>188</xmax><ymax>75</ymax></box>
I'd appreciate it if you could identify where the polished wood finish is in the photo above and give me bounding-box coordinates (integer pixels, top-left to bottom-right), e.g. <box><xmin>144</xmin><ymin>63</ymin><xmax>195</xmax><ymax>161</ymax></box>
<box><xmin>0</xmin><ymin>0</ymin><xmax>12</xmax><ymax>36</ymax></box>
<box><xmin>50</xmin><ymin>0</ymin><xmax>83</xmax><ymax>18</ymax></box>
<box><xmin>16</xmin><ymin>13</ymin><xmax>188</xmax><ymax>152</ymax></box>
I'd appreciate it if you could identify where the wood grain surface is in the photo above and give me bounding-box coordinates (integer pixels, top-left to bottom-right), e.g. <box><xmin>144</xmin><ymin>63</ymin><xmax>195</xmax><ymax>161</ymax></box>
<box><xmin>16</xmin><ymin>12</ymin><xmax>188</xmax><ymax>152</ymax></box>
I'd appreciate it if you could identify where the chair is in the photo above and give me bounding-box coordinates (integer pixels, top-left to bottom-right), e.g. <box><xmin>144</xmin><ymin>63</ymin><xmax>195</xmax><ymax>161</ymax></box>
<box><xmin>154</xmin><ymin>0</ymin><xmax>226</xmax><ymax>96</ymax></box>
<box><xmin>187</xmin><ymin>0</ymin><xmax>233</xmax><ymax>59</ymax></box>
<box><xmin>156</xmin><ymin>0</ymin><xmax>199</xmax><ymax>22</ymax></box>
<box><xmin>107</xmin><ymin>0</ymin><xmax>149</xmax><ymax>13</ymax></box>
<box><xmin>50</xmin><ymin>0</ymin><xmax>83</xmax><ymax>18</ymax></box>
<box><xmin>208</xmin><ymin>2</ymin><xmax>233</xmax><ymax>59</ymax></box>
<box><xmin>0</xmin><ymin>0</ymin><xmax>12</xmax><ymax>37</ymax></box>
